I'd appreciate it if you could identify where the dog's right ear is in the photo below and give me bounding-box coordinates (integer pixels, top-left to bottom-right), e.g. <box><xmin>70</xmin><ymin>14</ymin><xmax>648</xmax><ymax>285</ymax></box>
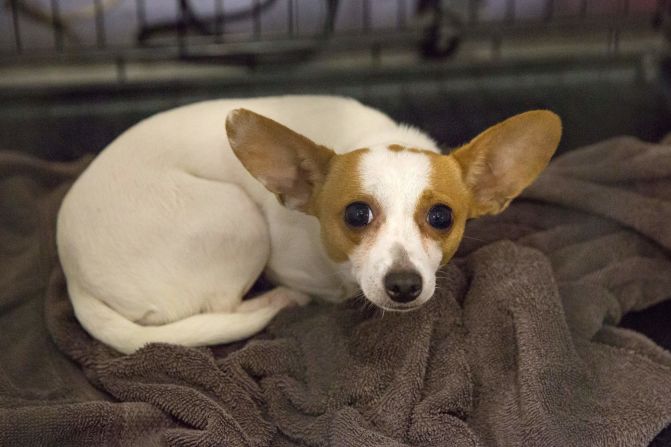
<box><xmin>226</xmin><ymin>109</ymin><xmax>335</xmax><ymax>213</ymax></box>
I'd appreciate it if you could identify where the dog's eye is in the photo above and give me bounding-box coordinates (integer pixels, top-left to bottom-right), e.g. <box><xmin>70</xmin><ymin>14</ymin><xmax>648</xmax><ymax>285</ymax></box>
<box><xmin>344</xmin><ymin>202</ymin><xmax>373</xmax><ymax>228</ymax></box>
<box><xmin>426</xmin><ymin>204</ymin><xmax>452</xmax><ymax>230</ymax></box>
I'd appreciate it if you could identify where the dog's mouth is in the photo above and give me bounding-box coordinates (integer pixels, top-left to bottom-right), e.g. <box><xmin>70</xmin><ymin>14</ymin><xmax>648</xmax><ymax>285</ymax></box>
<box><xmin>376</xmin><ymin>303</ymin><xmax>423</xmax><ymax>313</ymax></box>
<box><xmin>350</xmin><ymin>290</ymin><xmax>426</xmax><ymax>313</ymax></box>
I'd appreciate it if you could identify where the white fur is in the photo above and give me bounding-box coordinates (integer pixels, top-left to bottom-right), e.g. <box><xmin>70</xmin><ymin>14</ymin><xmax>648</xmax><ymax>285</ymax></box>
<box><xmin>351</xmin><ymin>147</ymin><xmax>443</xmax><ymax>310</ymax></box>
<box><xmin>56</xmin><ymin>95</ymin><xmax>440</xmax><ymax>354</ymax></box>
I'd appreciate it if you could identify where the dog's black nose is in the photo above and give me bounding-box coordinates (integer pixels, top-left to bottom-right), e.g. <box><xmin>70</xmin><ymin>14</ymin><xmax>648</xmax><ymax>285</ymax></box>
<box><xmin>384</xmin><ymin>270</ymin><xmax>422</xmax><ymax>303</ymax></box>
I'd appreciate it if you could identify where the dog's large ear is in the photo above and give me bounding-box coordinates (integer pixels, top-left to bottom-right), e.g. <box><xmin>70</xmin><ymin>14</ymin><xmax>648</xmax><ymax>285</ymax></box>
<box><xmin>451</xmin><ymin>110</ymin><xmax>562</xmax><ymax>218</ymax></box>
<box><xmin>226</xmin><ymin>108</ymin><xmax>335</xmax><ymax>213</ymax></box>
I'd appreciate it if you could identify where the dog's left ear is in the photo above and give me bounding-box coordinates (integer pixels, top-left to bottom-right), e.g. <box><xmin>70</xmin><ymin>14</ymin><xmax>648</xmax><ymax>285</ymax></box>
<box><xmin>226</xmin><ymin>108</ymin><xmax>335</xmax><ymax>213</ymax></box>
<box><xmin>451</xmin><ymin>110</ymin><xmax>562</xmax><ymax>218</ymax></box>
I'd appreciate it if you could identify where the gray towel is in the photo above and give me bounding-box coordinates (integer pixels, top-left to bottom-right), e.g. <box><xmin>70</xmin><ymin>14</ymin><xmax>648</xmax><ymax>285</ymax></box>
<box><xmin>1</xmin><ymin>135</ymin><xmax>670</xmax><ymax>446</ymax></box>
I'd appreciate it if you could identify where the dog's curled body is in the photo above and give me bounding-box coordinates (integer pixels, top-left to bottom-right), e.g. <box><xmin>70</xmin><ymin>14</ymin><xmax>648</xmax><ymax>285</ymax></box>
<box><xmin>58</xmin><ymin>95</ymin><xmax>561</xmax><ymax>354</ymax></box>
<box><xmin>56</xmin><ymin>96</ymin><xmax>439</xmax><ymax>354</ymax></box>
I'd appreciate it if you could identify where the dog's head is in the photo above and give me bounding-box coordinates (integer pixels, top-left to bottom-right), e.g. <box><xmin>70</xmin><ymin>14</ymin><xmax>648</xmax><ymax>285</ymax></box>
<box><xmin>226</xmin><ymin>109</ymin><xmax>561</xmax><ymax>310</ymax></box>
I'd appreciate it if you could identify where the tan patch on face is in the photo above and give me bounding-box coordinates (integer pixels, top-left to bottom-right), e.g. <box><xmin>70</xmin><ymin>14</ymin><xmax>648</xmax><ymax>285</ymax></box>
<box><xmin>312</xmin><ymin>149</ymin><xmax>383</xmax><ymax>263</ymax></box>
<box><xmin>414</xmin><ymin>153</ymin><xmax>472</xmax><ymax>265</ymax></box>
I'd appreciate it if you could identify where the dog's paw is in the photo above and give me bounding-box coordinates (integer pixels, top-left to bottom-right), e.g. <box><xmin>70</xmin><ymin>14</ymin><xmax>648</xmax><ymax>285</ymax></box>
<box><xmin>286</xmin><ymin>289</ymin><xmax>311</xmax><ymax>307</ymax></box>
<box><xmin>273</xmin><ymin>287</ymin><xmax>311</xmax><ymax>308</ymax></box>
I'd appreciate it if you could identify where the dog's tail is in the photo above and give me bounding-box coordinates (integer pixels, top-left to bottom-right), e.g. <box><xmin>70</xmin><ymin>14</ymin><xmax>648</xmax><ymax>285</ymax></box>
<box><xmin>70</xmin><ymin>289</ymin><xmax>283</xmax><ymax>355</ymax></box>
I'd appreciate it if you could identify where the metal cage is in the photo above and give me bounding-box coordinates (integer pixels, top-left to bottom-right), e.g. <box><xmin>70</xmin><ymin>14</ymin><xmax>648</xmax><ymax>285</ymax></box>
<box><xmin>1</xmin><ymin>1</ymin><xmax>670</xmax><ymax>160</ymax></box>
<box><xmin>1</xmin><ymin>1</ymin><xmax>668</xmax><ymax>80</ymax></box>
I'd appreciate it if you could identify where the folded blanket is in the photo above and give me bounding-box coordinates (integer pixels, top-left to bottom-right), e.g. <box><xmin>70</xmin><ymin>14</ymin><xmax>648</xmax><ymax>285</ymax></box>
<box><xmin>1</xmin><ymin>135</ymin><xmax>670</xmax><ymax>446</ymax></box>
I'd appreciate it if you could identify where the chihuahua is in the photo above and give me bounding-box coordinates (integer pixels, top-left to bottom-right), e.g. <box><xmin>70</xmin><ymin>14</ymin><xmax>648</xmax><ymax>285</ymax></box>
<box><xmin>56</xmin><ymin>95</ymin><xmax>561</xmax><ymax>354</ymax></box>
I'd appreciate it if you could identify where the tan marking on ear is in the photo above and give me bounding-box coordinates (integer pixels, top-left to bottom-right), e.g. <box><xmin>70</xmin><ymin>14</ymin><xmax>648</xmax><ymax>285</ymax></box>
<box><xmin>226</xmin><ymin>108</ymin><xmax>335</xmax><ymax>213</ymax></box>
<box><xmin>414</xmin><ymin>153</ymin><xmax>471</xmax><ymax>265</ymax></box>
<box><xmin>312</xmin><ymin>148</ymin><xmax>384</xmax><ymax>263</ymax></box>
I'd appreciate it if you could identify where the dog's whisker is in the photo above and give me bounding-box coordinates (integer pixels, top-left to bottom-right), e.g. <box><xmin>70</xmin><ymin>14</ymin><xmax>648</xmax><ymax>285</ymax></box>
<box><xmin>463</xmin><ymin>235</ymin><xmax>488</xmax><ymax>242</ymax></box>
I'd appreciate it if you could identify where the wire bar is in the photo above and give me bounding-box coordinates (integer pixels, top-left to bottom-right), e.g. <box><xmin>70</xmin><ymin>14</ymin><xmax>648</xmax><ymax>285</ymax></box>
<box><xmin>177</xmin><ymin>0</ymin><xmax>187</xmax><ymax>55</ymax></box>
<box><xmin>397</xmin><ymin>0</ymin><xmax>406</xmax><ymax>30</ymax></box>
<box><xmin>506</xmin><ymin>0</ymin><xmax>516</xmax><ymax>23</ymax></box>
<box><xmin>253</xmin><ymin>0</ymin><xmax>261</xmax><ymax>37</ymax></box>
<box><xmin>0</xmin><ymin>0</ymin><xmax>662</xmax><ymax>65</ymax></box>
<box><xmin>8</xmin><ymin>0</ymin><xmax>22</xmax><ymax>53</ymax></box>
<box><xmin>544</xmin><ymin>0</ymin><xmax>555</xmax><ymax>22</ymax></box>
<box><xmin>363</xmin><ymin>0</ymin><xmax>371</xmax><ymax>34</ymax></box>
<box><xmin>214</xmin><ymin>0</ymin><xmax>224</xmax><ymax>40</ymax></box>
<box><xmin>468</xmin><ymin>0</ymin><xmax>478</xmax><ymax>25</ymax></box>
<box><xmin>287</xmin><ymin>0</ymin><xmax>294</xmax><ymax>36</ymax></box>
<box><xmin>94</xmin><ymin>0</ymin><xmax>106</xmax><ymax>48</ymax></box>
<box><xmin>136</xmin><ymin>0</ymin><xmax>147</xmax><ymax>40</ymax></box>
<box><xmin>50</xmin><ymin>0</ymin><xmax>64</xmax><ymax>51</ymax></box>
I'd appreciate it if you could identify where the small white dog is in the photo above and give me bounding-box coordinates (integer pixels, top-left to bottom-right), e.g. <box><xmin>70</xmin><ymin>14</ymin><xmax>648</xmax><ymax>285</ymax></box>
<box><xmin>56</xmin><ymin>95</ymin><xmax>561</xmax><ymax>354</ymax></box>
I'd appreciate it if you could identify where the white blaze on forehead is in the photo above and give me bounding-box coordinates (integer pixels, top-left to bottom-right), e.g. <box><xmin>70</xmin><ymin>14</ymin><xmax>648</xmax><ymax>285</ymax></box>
<box><xmin>358</xmin><ymin>147</ymin><xmax>431</xmax><ymax>222</ymax></box>
<box><xmin>352</xmin><ymin>146</ymin><xmax>443</xmax><ymax>308</ymax></box>
<box><xmin>353</xmin><ymin>146</ymin><xmax>441</xmax><ymax>307</ymax></box>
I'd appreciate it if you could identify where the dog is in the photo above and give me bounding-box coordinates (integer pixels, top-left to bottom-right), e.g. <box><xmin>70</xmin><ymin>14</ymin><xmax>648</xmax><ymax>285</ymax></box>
<box><xmin>56</xmin><ymin>95</ymin><xmax>561</xmax><ymax>354</ymax></box>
